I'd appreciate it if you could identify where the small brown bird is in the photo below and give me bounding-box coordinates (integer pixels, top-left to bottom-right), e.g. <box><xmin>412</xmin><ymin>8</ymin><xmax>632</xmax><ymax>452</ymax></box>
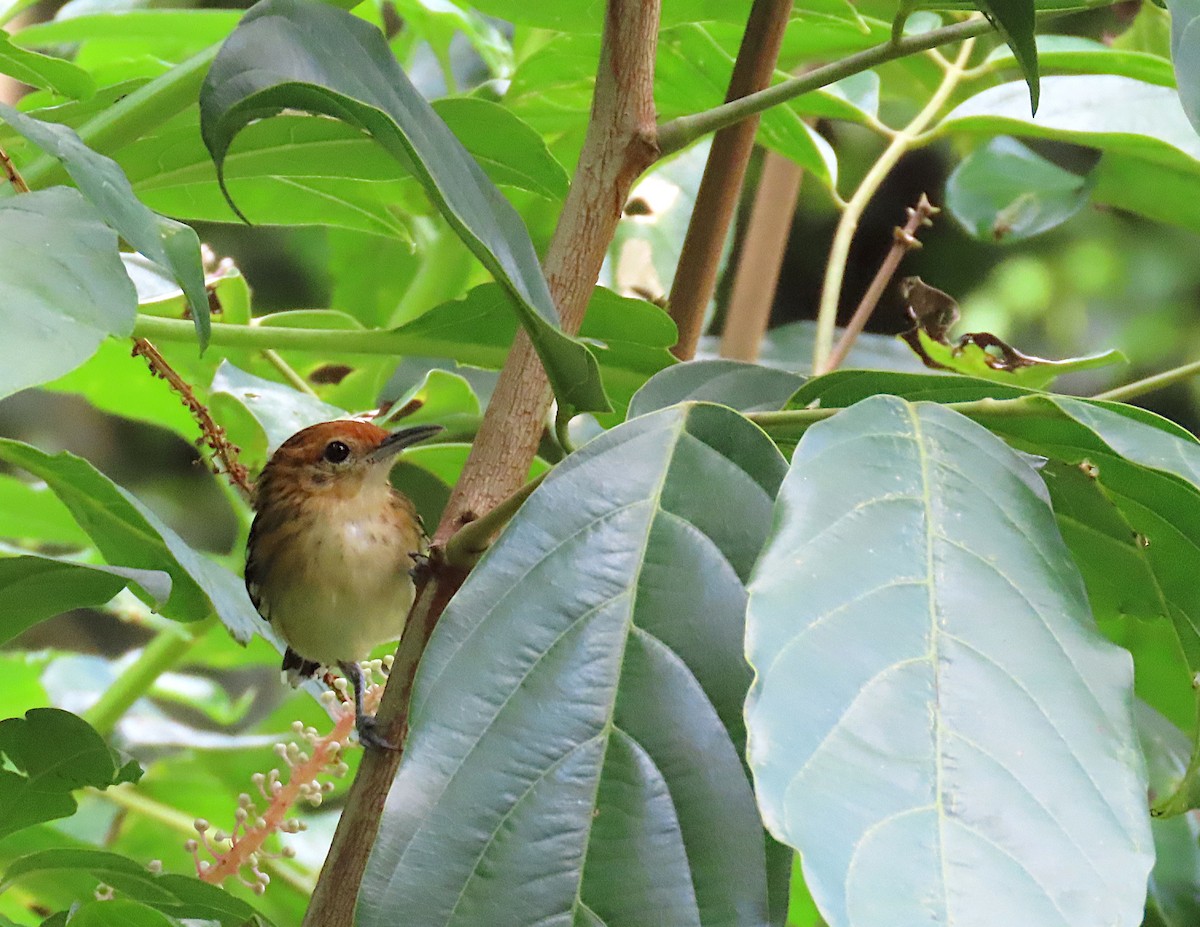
<box><xmin>245</xmin><ymin>420</ymin><xmax>442</xmax><ymax>748</ymax></box>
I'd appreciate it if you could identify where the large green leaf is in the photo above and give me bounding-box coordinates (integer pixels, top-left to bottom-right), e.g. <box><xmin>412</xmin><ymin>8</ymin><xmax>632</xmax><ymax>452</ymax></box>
<box><xmin>0</xmin><ymin>709</ymin><xmax>141</xmax><ymax>841</ymax></box>
<box><xmin>0</xmin><ymin>555</ymin><xmax>170</xmax><ymax>646</ymax></box>
<box><xmin>0</xmin><ymin>104</ymin><xmax>209</xmax><ymax>347</ymax></box>
<box><xmin>0</xmin><ymin>439</ymin><xmax>260</xmax><ymax>643</ymax></box>
<box><xmin>363</xmin><ymin>403</ymin><xmax>788</xmax><ymax>927</ymax></box>
<box><xmin>746</xmin><ymin>396</ymin><xmax>1152</xmax><ymax>927</ymax></box>
<box><xmin>0</xmin><ymin>188</ymin><xmax>136</xmax><ymax>402</ymax></box>
<box><xmin>937</xmin><ymin>76</ymin><xmax>1200</xmax><ymax>235</ymax></box>
<box><xmin>200</xmin><ymin>0</ymin><xmax>606</xmax><ymax>414</ymax></box>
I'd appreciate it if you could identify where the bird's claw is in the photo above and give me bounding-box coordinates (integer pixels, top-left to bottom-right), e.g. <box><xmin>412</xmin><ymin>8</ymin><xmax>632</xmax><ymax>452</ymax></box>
<box><xmin>408</xmin><ymin>550</ymin><xmax>433</xmax><ymax>584</ymax></box>
<box><xmin>355</xmin><ymin>714</ymin><xmax>398</xmax><ymax>752</ymax></box>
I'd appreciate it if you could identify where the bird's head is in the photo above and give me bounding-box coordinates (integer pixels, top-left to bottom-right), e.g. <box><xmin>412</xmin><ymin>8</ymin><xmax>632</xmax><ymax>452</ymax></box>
<box><xmin>257</xmin><ymin>420</ymin><xmax>443</xmax><ymax>501</ymax></box>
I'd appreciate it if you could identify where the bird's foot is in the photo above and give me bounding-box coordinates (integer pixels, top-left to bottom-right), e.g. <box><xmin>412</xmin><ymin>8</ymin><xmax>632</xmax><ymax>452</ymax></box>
<box><xmin>354</xmin><ymin>713</ymin><xmax>398</xmax><ymax>752</ymax></box>
<box><xmin>408</xmin><ymin>550</ymin><xmax>434</xmax><ymax>584</ymax></box>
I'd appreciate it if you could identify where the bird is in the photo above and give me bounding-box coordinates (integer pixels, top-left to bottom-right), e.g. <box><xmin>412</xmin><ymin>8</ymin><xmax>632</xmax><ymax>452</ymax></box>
<box><xmin>244</xmin><ymin>420</ymin><xmax>443</xmax><ymax>749</ymax></box>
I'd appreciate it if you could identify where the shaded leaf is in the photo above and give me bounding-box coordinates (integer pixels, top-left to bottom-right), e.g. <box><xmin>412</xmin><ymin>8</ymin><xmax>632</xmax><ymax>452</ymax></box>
<box><xmin>210</xmin><ymin>360</ymin><xmax>346</xmax><ymax>456</ymax></box>
<box><xmin>0</xmin><ymin>709</ymin><xmax>142</xmax><ymax>841</ymax></box>
<box><xmin>746</xmin><ymin>396</ymin><xmax>1152</xmax><ymax>927</ymax></box>
<box><xmin>1167</xmin><ymin>0</ymin><xmax>1200</xmax><ymax>135</ymax></box>
<box><xmin>945</xmin><ymin>136</ymin><xmax>1094</xmax><ymax>242</ymax></box>
<box><xmin>975</xmin><ymin>0</ymin><xmax>1039</xmax><ymax>110</ymax></box>
<box><xmin>938</xmin><ymin>76</ymin><xmax>1200</xmax><ymax>235</ymax></box>
<box><xmin>200</xmin><ymin>0</ymin><xmax>606</xmax><ymax>413</ymax></box>
<box><xmin>2</xmin><ymin>849</ymin><xmax>267</xmax><ymax>927</ymax></box>
<box><xmin>0</xmin><ymin>188</ymin><xmax>135</xmax><ymax>402</ymax></box>
<box><xmin>363</xmin><ymin>404</ymin><xmax>787</xmax><ymax>927</ymax></box>
<box><xmin>628</xmin><ymin>360</ymin><xmax>804</xmax><ymax>419</ymax></box>
<box><xmin>0</xmin><ymin>555</ymin><xmax>170</xmax><ymax>646</ymax></box>
<box><xmin>0</xmin><ymin>103</ymin><xmax>208</xmax><ymax>348</ymax></box>
<box><xmin>0</xmin><ymin>439</ymin><xmax>260</xmax><ymax>643</ymax></box>
<box><xmin>0</xmin><ymin>33</ymin><xmax>92</xmax><ymax>99</ymax></box>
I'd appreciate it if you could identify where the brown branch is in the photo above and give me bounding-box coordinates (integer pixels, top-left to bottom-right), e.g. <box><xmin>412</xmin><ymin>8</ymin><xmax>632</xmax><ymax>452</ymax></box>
<box><xmin>818</xmin><ymin>193</ymin><xmax>939</xmax><ymax>374</ymax></box>
<box><xmin>299</xmin><ymin>2</ymin><xmax>662</xmax><ymax>923</ymax></box>
<box><xmin>718</xmin><ymin>150</ymin><xmax>803</xmax><ymax>362</ymax></box>
<box><xmin>130</xmin><ymin>338</ymin><xmax>253</xmax><ymax>500</ymax></box>
<box><xmin>667</xmin><ymin>0</ymin><xmax>794</xmax><ymax>360</ymax></box>
<box><xmin>0</xmin><ymin>143</ymin><xmax>29</xmax><ymax>194</ymax></box>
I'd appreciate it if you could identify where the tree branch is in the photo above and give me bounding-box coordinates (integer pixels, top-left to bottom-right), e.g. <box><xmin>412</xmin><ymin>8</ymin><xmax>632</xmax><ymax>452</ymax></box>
<box><xmin>719</xmin><ymin>150</ymin><xmax>803</xmax><ymax>362</ymax></box>
<box><xmin>667</xmin><ymin>0</ymin><xmax>794</xmax><ymax>360</ymax></box>
<box><xmin>299</xmin><ymin>3</ymin><xmax>661</xmax><ymax>924</ymax></box>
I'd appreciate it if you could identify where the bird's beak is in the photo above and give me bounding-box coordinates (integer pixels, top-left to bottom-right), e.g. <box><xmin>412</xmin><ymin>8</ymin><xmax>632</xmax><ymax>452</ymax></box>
<box><xmin>368</xmin><ymin>424</ymin><xmax>444</xmax><ymax>463</ymax></box>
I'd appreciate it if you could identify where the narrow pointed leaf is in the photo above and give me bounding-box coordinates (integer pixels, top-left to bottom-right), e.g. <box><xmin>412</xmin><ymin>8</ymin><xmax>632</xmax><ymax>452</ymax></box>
<box><xmin>363</xmin><ymin>403</ymin><xmax>788</xmax><ymax>927</ymax></box>
<box><xmin>746</xmin><ymin>396</ymin><xmax>1152</xmax><ymax>927</ymax></box>
<box><xmin>975</xmin><ymin>0</ymin><xmax>1039</xmax><ymax>111</ymax></box>
<box><xmin>0</xmin><ymin>103</ymin><xmax>208</xmax><ymax>348</ymax></box>
<box><xmin>0</xmin><ymin>555</ymin><xmax>170</xmax><ymax>646</ymax></box>
<box><xmin>0</xmin><ymin>439</ymin><xmax>261</xmax><ymax>643</ymax></box>
<box><xmin>200</xmin><ymin>0</ymin><xmax>606</xmax><ymax>413</ymax></box>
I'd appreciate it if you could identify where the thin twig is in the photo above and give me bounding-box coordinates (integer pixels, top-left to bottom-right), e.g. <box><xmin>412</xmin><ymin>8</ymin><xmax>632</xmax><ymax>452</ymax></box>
<box><xmin>667</xmin><ymin>0</ymin><xmax>794</xmax><ymax>360</ymax></box>
<box><xmin>0</xmin><ymin>143</ymin><xmax>29</xmax><ymax>194</ymax></box>
<box><xmin>820</xmin><ymin>193</ymin><xmax>940</xmax><ymax>374</ymax></box>
<box><xmin>1092</xmin><ymin>359</ymin><xmax>1200</xmax><ymax>403</ymax></box>
<box><xmin>719</xmin><ymin>150</ymin><xmax>804</xmax><ymax>362</ymax></box>
<box><xmin>261</xmin><ymin>349</ymin><xmax>319</xmax><ymax>397</ymax></box>
<box><xmin>811</xmin><ymin>37</ymin><xmax>974</xmax><ymax>373</ymax></box>
<box><xmin>130</xmin><ymin>338</ymin><xmax>254</xmax><ymax>501</ymax></box>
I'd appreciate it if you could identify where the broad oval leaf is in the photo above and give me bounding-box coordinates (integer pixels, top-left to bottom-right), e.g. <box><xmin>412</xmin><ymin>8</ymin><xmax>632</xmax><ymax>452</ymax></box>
<box><xmin>745</xmin><ymin>396</ymin><xmax>1152</xmax><ymax>927</ymax></box>
<box><xmin>363</xmin><ymin>403</ymin><xmax>788</xmax><ymax>927</ymax></box>
<box><xmin>200</xmin><ymin>0</ymin><xmax>607</xmax><ymax>414</ymax></box>
<box><xmin>0</xmin><ymin>188</ymin><xmax>136</xmax><ymax>402</ymax></box>
<box><xmin>0</xmin><ymin>103</ymin><xmax>208</xmax><ymax>347</ymax></box>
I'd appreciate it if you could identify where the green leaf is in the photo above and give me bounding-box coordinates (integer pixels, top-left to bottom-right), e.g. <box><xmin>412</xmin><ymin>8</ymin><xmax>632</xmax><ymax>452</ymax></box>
<box><xmin>0</xmin><ymin>188</ymin><xmax>136</xmax><ymax>402</ymax></box>
<box><xmin>1138</xmin><ymin>703</ymin><xmax>1200</xmax><ymax>927</ymax></box>
<box><xmin>628</xmin><ymin>360</ymin><xmax>804</xmax><ymax>419</ymax></box>
<box><xmin>1166</xmin><ymin>0</ymin><xmax>1200</xmax><ymax>135</ymax></box>
<box><xmin>945</xmin><ymin>136</ymin><xmax>1094</xmax><ymax>242</ymax></box>
<box><xmin>0</xmin><ymin>709</ymin><xmax>142</xmax><ymax>841</ymax></box>
<box><xmin>938</xmin><ymin>76</ymin><xmax>1200</xmax><ymax>235</ymax></box>
<box><xmin>0</xmin><ymin>475</ymin><xmax>91</xmax><ymax>548</ymax></box>
<box><xmin>975</xmin><ymin>0</ymin><xmax>1039</xmax><ymax>111</ymax></box>
<box><xmin>0</xmin><ymin>555</ymin><xmax>170</xmax><ymax>646</ymax></box>
<box><xmin>0</xmin><ymin>439</ymin><xmax>261</xmax><ymax>643</ymax></box>
<box><xmin>0</xmin><ymin>103</ymin><xmax>209</xmax><ymax>348</ymax></box>
<box><xmin>746</xmin><ymin>396</ymin><xmax>1152</xmax><ymax>927</ymax></box>
<box><xmin>704</xmin><ymin>321</ymin><xmax>930</xmax><ymax>374</ymax></box>
<box><xmin>363</xmin><ymin>404</ymin><xmax>788</xmax><ymax>926</ymax></box>
<box><xmin>210</xmin><ymin>360</ymin><xmax>347</xmax><ymax>456</ymax></box>
<box><xmin>0</xmin><ymin>33</ymin><xmax>92</xmax><ymax>99</ymax></box>
<box><xmin>60</xmin><ymin>901</ymin><xmax>178</xmax><ymax>927</ymax></box>
<box><xmin>401</xmin><ymin>283</ymin><xmax>676</xmax><ymax>417</ymax></box>
<box><xmin>200</xmin><ymin>0</ymin><xmax>607</xmax><ymax>413</ymax></box>
<box><xmin>905</xmin><ymin>326</ymin><xmax>1124</xmax><ymax>387</ymax></box>
<box><xmin>2</xmin><ymin>849</ymin><xmax>266</xmax><ymax>927</ymax></box>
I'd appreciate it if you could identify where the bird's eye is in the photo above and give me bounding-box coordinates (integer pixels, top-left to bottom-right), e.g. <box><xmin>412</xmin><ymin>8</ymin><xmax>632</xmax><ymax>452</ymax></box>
<box><xmin>323</xmin><ymin>440</ymin><xmax>351</xmax><ymax>464</ymax></box>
